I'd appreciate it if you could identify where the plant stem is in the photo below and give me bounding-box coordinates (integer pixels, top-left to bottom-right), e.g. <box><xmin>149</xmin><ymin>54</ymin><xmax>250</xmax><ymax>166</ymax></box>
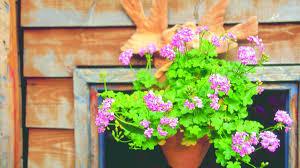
<box><xmin>103</xmin><ymin>73</ymin><xmax>107</xmax><ymax>92</ymax></box>
<box><xmin>241</xmin><ymin>160</ymin><xmax>257</xmax><ymax>168</ymax></box>
<box><xmin>129</xmin><ymin>63</ymin><xmax>137</xmax><ymax>78</ymax></box>
<box><xmin>225</xmin><ymin>41</ymin><xmax>230</xmax><ymax>60</ymax></box>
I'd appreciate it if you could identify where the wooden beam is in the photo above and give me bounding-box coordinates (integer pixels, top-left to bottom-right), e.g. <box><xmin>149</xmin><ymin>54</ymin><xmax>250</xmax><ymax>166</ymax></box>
<box><xmin>23</xmin><ymin>27</ymin><xmax>146</xmax><ymax>77</ymax></box>
<box><xmin>26</xmin><ymin>78</ymin><xmax>74</xmax><ymax>129</ymax></box>
<box><xmin>0</xmin><ymin>0</ymin><xmax>22</xmax><ymax>167</ymax></box>
<box><xmin>28</xmin><ymin>129</ymin><xmax>75</xmax><ymax>168</ymax></box>
<box><xmin>23</xmin><ymin>24</ymin><xmax>300</xmax><ymax>77</ymax></box>
<box><xmin>21</xmin><ymin>0</ymin><xmax>300</xmax><ymax>27</ymax></box>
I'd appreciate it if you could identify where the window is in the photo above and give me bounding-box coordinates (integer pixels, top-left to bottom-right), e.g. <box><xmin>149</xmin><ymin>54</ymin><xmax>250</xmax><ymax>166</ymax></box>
<box><xmin>73</xmin><ymin>66</ymin><xmax>299</xmax><ymax>168</ymax></box>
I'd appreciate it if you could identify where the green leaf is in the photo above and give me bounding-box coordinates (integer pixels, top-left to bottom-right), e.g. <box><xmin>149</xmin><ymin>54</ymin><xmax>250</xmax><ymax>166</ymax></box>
<box><xmin>115</xmin><ymin>116</ymin><xmax>145</xmax><ymax>134</ymax></box>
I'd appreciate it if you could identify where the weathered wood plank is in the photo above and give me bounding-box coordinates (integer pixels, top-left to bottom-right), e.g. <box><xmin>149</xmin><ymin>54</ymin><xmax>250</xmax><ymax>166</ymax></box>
<box><xmin>26</xmin><ymin>78</ymin><xmax>74</xmax><ymax>129</ymax></box>
<box><xmin>21</xmin><ymin>0</ymin><xmax>300</xmax><ymax>27</ymax></box>
<box><xmin>23</xmin><ymin>27</ymin><xmax>146</xmax><ymax>77</ymax></box>
<box><xmin>28</xmin><ymin>129</ymin><xmax>75</xmax><ymax>168</ymax></box>
<box><xmin>74</xmin><ymin>69</ymin><xmax>91</xmax><ymax>168</ymax></box>
<box><xmin>0</xmin><ymin>0</ymin><xmax>22</xmax><ymax>167</ymax></box>
<box><xmin>23</xmin><ymin>24</ymin><xmax>300</xmax><ymax>77</ymax></box>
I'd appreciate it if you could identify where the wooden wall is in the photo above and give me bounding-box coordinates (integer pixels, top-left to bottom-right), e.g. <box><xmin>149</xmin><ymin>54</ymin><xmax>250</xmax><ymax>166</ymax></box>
<box><xmin>20</xmin><ymin>0</ymin><xmax>300</xmax><ymax>167</ymax></box>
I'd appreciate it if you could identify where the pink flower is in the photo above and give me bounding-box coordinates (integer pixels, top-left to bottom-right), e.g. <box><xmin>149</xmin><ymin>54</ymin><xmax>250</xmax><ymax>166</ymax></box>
<box><xmin>192</xmin><ymin>96</ymin><xmax>203</xmax><ymax>108</ymax></box>
<box><xmin>209</xmin><ymin>74</ymin><xmax>231</xmax><ymax>95</ymax></box>
<box><xmin>184</xmin><ymin>99</ymin><xmax>195</xmax><ymax>110</ymax></box>
<box><xmin>248</xmin><ymin>35</ymin><xmax>264</xmax><ymax>53</ymax></box>
<box><xmin>95</xmin><ymin>98</ymin><xmax>115</xmax><ymax>133</ymax></box>
<box><xmin>157</xmin><ymin>124</ymin><xmax>168</xmax><ymax>136</ymax></box>
<box><xmin>143</xmin><ymin>90</ymin><xmax>172</xmax><ymax>112</ymax></box>
<box><xmin>139</xmin><ymin>119</ymin><xmax>151</xmax><ymax>128</ymax></box>
<box><xmin>238</xmin><ymin>46</ymin><xmax>257</xmax><ymax>65</ymax></box>
<box><xmin>147</xmin><ymin>43</ymin><xmax>157</xmax><ymax>54</ymax></box>
<box><xmin>259</xmin><ymin>131</ymin><xmax>280</xmax><ymax>152</ymax></box>
<box><xmin>160</xmin><ymin>117</ymin><xmax>170</xmax><ymax>125</ymax></box>
<box><xmin>144</xmin><ymin>128</ymin><xmax>154</xmax><ymax>138</ymax></box>
<box><xmin>177</xmin><ymin>27</ymin><xmax>194</xmax><ymax>42</ymax></box>
<box><xmin>207</xmin><ymin>94</ymin><xmax>220</xmax><ymax>110</ymax></box>
<box><xmin>195</xmin><ymin>25</ymin><xmax>209</xmax><ymax>34</ymax></box>
<box><xmin>139</xmin><ymin>47</ymin><xmax>146</xmax><ymax>57</ymax></box>
<box><xmin>160</xmin><ymin>117</ymin><xmax>178</xmax><ymax>129</ymax></box>
<box><xmin>119</xmin><ymin>49</ymin><xmax>133</xmax><ymax>66</ymax></box>
<box><xmin>222</xmin><ymin>32</ymin><xmax>237</xmax><ymax>41</ymax></box>
<box><xmin>168</xmin><ymin>117</ymin><xmax>178</xmax><ymax>129</ymax></box>
<box><xmin>211</xmin><ymin>35</ymin><xmax>221</xmax><ymax>47</ymax></box>
<box><xmin>274</xmin><ymin>110</ymin><xmax>292</xmax><ymax>132</ymax></box>
<box><xmin>232</xmin><ymin>132</ymin><xmax>257</xmax><ymax>157</ymax></box>
<box><xmin>160</xmin><ymin>44</ymin><xmax>176</xmax><ymax>60</ymax></box>
<box><xmin>257</xmin><ymin>86</ymin><xmax>264</xmax><ymax>95</ymax></box>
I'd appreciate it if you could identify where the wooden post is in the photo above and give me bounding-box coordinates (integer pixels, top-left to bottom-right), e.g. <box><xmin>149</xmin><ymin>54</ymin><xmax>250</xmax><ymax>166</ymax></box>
<box><xmin>0</xmin><ymin>0</ymin><xmax>22</xmax><ymax>167</ymax></box>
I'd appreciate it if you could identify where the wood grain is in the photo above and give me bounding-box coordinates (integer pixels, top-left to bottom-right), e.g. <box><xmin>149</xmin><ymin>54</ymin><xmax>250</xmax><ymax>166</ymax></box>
<box><xmin>0</xmin><ymin>0</ymin><xmax>22</xmax><ymax>167</ymax></box>
<box><xmin>21</xmin><ymin>0</ymin><xmax>300</xmax><ymax>27</ymax></box>
<box><xmin>23</xmin><ymin>27</ymin><xmax>146</xmax><ymax>77</ymax></box>
<box><xmin>23</xmin><ymin>24</ymin><xmax>300</xmax><ymax>77</ymax></box>
<box><xmin>28</xmin><ymin>129</ymin><xmax>75</xmax><ymax>168</ymax></box>
<box><xmin>26</xmin><ymin>78</ymin><xmax>74</xmax><ymax>129</ymax></box>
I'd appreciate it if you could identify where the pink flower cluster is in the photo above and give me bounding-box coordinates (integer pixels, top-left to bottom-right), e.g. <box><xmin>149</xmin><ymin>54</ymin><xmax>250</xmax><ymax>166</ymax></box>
<box><xmin>207</xmin><ymin>94</ymin><xmax>220</xmax><ymax>110</ymax></box>
<box><xmin>139</xmin><ymin>119</ymin><xmax>151</xmax><ymax>128</ymax></box>
<box><xmin>211</xmin><ymin>35</ymin><xmax>221</xmax><ymax>47</ymax></box>
<box><xmin>207</xmin><ymin>74</ymin><xmax>230</xmax><ymax>111</ymax></box>
<box><xmin>160</xmin><ymin>44</ymin><xmax>176</xmax><ymax>60</ymax></box>
<box><xmin>184</xmin><ymin>99</ymin><xmax>195</xmax><ymax>110</ymax></box>
<box><xmin>144</xmin><ymin>128</ymin><xmax>154</xmax><ymax>138</ymax></box>
<box><xmin>160</xmin><ymin>117</ymin><xmax>179</xmax><ymax>129</ymax></box>
<box><xmin>95</xmin><ymin>98</ymin><xmax>115</xmax><ymax>133</ymax></box>
<box><xmin>192</xmin><ymin>96</ymin><xmax>203</xmax><ymax>108</ymax></box>
<box><xmin>238</xmin><ymin>46</ymin><xmax>257</xmax><ymax>65</ymax></box>
<box><xmin>157</xmin><ymin>124</ymin><xmax>168</xmax><ymax>136</ymax></box>
<box><xmin>259</xmin><ymin>131</ymin><xmax>280</xmax><ymax>152</ymax></box>
<box><xmin>248</xmin><ymin>35</ymin><xmax>264</xmax><ymax>53</ymax></box>
<box><xmin>274</xmin><ymin>110</ymin><xmax>293</xmax><ymax>132</ymax></box>
<box><xmin>222</xmin><ymin>32</ymin><xmax>237</xmax><ymax>41</ymax></box>
<box><xmin>231</xmin><ymin>132</ymin><xmax>259</xmax><ymax>157</ymax></box>
<box><xmin>143</xmin><ymin>90</ymin><xmax>172</xmax><ymax>112</ymax></box>
<box><xmin>139</xmin><ymin>43</ymin><xmax>157</xmax><ymax>57</ymax></box>
<box><xmin>184</xmin><ymin>96</ymin><xmax>203</xmax><ymax>110</ymax></box>
<box><xmin>195</xmin><ymin>25</ymin><xmax>209</xmax><ymax>34</ymax></box>
<box><xmin>257</xmin><ymin>86</ymin><xmax>264</xmax><ymax>95</ymax></box>
<box><xmin>119</xmin><ymin>49</ymin><xmax>133</xmax><ymax>66</ymax></box>
<box><xmin>209</xmin><ymin>74</ymin><xmax>231</xmax><ymax>95</ymax></box>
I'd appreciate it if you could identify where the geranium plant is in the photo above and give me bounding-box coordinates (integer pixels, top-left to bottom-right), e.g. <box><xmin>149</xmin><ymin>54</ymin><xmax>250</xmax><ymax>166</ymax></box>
<box><xmin>96</xmin><ymin>26</ymin><xmax>292</xmax><ymax>168</ymax></box>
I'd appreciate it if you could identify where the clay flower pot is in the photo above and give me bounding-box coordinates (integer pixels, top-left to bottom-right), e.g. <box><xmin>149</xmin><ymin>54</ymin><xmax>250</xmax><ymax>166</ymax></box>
<box><xmin>160</xmin><ymin>131</ymin><xmax>210</xmax><ymax>168</ymax></box>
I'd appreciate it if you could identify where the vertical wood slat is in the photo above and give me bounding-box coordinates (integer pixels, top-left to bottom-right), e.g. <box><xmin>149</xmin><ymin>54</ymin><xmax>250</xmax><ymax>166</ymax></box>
<box><xmin>28</xmin><ymin>129</ymin><xmax>75</xmax><ymax>168</ymax></box>
<box><xmin>0</xmin><ymin>0</ymin><xmax>22</xmax><ymax>167</ymax></box>
<box><xmin>74</xmin><ymin>69</ymin><xmax>91</xmax><ymax>168</ymax></box>
<box><xmin>21</xmin><ymin>0</ymin><xmax>300</xmax><ymax>27</ymax></box>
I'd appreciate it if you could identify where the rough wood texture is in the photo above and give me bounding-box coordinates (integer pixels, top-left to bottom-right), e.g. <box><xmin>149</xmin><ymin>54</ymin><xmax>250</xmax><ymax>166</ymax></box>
<box><xmin>23</xmin><ymin>27</ymin><xmax>146</xmax><ymax>77</ymax></box>
<box><xmin>21</xmin><ymin>0</ymin><xmax>300</xmax><ymax>27</ymax></box>
<box><xmin>28</xmin><ymin>129</ymin><xmax>75</xmax><ymax>168</ymax></box>
<box><xmin>23</xmin><ymin>24</ymin><xmax>300</xmax><ymax>77</ymax></box>
<box><xmin>0</xmin><ymin>0</ymin><xmax>22</xmax><ymax>167</ymax></box>
<box><xmin>26</xmin><ymin>78</ymin><xmax>74</xmax><ymax>129</ymax></box>
<box><xmin>120</xmin><ymin>0</ymin><xmax>167</xmax><ymax>53</ymax></box>
<box><xmin>74</xmin><ymin>69</ymin><xmax>91</xmax><ymax>168</ymax></box>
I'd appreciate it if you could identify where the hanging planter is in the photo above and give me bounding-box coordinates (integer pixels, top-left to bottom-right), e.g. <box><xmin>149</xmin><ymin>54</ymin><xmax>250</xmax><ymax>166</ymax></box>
<box><xmin>160</xmin><ymin>131</ymin><xmax>210</xmax><ymax>168</ymax></box>
<box><xmin>93</xmin><ymin>0</ymin><xmax>293</xmax><ymax>167</ymax></box>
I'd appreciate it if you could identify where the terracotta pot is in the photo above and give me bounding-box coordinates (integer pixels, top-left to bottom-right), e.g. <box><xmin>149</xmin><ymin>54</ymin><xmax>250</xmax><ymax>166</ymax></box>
<box><xmin>154</xmin><ymin>55</ymin><xmax>171</xmax><ymax>69</ymax></box>
<box><xmin>160</xmin><ymin>132</ymin><xmax>210</xmax><ymax>168</ymax></box>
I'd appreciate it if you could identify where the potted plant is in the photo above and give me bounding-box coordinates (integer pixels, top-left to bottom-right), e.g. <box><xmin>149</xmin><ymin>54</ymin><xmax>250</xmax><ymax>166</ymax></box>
<box><xmin>95</xmin><ymin>26</ymin><xmax>292</xmax><ymax>168</ymax></box>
